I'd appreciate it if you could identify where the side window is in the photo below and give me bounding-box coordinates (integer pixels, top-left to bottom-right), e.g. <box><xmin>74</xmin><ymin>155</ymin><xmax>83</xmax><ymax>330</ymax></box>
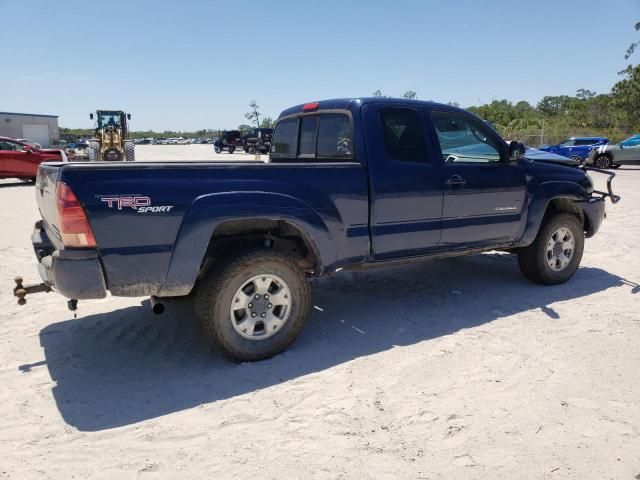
<box><xmin>431</xmin><ymin>112</ymin><xmax>502</xmax><ymax>164</ymax></box>
<box><xmin>0</xmin><ymin>141</ymin><xmax>20</xmax><ymax>151</ymax></box>
<box><xmin>380</xmin><ymin>108</ymin><xmax>427</xmax><ymax>162</ymax></box>
<box><xmin>624</xmin><ymin>136</ymin><xmax>640</xmax><ymax>146</ymax></box>
<box><xmin>559</xmin><ymin>139</ymin><xmax>576</xmax><ymax>147</ymax></box>
<box><xmin>575</xmin><ymin>139</ymin><xmax>596</xmax><ymax>146</ymax></box>
<box><xmin>298</xmin><ymin>116</ymin><xmax>318</xmax><ymax>156</ymax></box>
<box><xmin>271</xmin><ymin>118</ymin><xmax>298</xmax><ymax>157</ymax></box>
<box><xmin>317</xmin><ymin>114</ymin><xmax>352</xmax><ymax>157</ymax></box>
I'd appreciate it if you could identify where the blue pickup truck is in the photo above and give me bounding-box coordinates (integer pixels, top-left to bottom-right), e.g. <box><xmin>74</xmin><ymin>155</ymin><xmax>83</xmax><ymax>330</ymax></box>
<box><xmin>18</xmin><ymin>98</ymin><xmax>619</xmax><ymax>361</ymax></box>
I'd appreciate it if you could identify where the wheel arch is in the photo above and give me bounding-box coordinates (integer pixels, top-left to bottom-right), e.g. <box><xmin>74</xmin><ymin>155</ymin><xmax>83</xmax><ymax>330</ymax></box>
<box><xmin>157</xmin><ymin>191</ymin><xmax>333</xmax><ymax>297</ymax></box>
<box><xmin>519</xmin><ymin>182</ymin><xmax>588</xmax><ymax>246</ymax></box>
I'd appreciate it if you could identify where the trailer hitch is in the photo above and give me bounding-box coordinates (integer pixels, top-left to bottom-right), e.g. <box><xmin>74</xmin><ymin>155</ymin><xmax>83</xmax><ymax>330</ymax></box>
<box><xmin>13</xmin><ymin>277</ymin><xmax>51</xmax><ymax>305</ymax></box>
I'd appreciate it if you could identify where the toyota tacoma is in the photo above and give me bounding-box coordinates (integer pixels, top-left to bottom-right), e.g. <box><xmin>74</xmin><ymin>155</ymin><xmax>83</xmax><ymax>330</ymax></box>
<box><xmin>17</xmin><ymin>98</ymin><xmax>619</xmax><ymax>361</ymax></box>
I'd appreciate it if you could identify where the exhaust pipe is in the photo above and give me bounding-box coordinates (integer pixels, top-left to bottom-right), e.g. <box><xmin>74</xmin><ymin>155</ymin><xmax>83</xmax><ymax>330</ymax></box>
<box><xmin>150</xmin><ymin>296</ymin><xmax>165</xmax><ymax>315</ymax></box>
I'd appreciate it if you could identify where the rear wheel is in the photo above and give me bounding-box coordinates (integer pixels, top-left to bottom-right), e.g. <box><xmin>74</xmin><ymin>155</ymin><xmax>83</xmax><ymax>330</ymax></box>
<box><xmin>88</xmin><ymin>141</ymin><xmax>99</xmax><ymax>161</ymax></box>
<box><xmin>214</xmin><ymin>146</ymin><xmax>221</xmax><ymax>154</ymax></box>
<box><xmin>517</xmin><ymin>212</ymin><xmax>584</xmax><ymax>285</ymax></box>
<box><xmin>124</xmin><ymin>141</ymin><xmax>135</xmax><ymax>161</ymax></box>
<box><xmin>195</xmin><ymin>250</ymin><xmax>310</xmax><ymax>361</ymax></box>
<box><xmin>595</xmin><ymin>154</ymin><xmax>612</xmax><ymax>169</ymax></box>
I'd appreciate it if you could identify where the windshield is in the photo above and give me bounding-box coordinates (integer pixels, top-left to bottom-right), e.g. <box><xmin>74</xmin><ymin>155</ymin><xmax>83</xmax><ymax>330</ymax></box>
<box><xmin>98</xmin><ymin>112</ymin><xmax>122</xmax><ymax>128</ymax></box>
<box><xmin>622</xmin><ymin>134</ymin><xmax>640</xmax><ymax>144</ymax></box>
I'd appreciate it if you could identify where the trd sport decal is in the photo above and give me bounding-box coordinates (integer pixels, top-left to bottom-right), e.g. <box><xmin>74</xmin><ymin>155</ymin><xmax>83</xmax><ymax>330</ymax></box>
<box><xmin>99</xmin><ymin>195</ymin><xmax>174</xmax><ymax>213</ymax></box>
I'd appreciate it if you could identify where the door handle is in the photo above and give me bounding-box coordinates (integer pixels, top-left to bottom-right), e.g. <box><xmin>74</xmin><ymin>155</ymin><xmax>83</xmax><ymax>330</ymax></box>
<box><xmin>446</xmin><ymin>175</ymin><xmax>466</xmax><ymax>186</ymax></box>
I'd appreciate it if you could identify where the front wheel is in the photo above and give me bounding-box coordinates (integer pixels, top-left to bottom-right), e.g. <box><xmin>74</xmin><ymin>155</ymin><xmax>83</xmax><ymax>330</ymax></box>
<box><xmin>124</xmin><ymin>141</ymin><xmax>135</xmax><ymax>161</ymax></box>
<box><xmin>517</xmin><ymin>212</ymin><xmax>584</xmax><ymax>285</ymax></box>
<box><xmin>88</xmin><ymin>140</ymin><xmax>100</xmax><ymax>161</ymax></box>
<box><xmin>228</xmin><ymin>146</ymin><xmax>235</xmax><ymax>154</ymax></box>
<box><xmin>595</xmin><ymin>154</ymin><xmax>612</xmax><ymax>169</ymax></box>
<box><xmin>195</xmin><ymin>250</ymin><xmax>310</xmax><ymax>361</ymax></box>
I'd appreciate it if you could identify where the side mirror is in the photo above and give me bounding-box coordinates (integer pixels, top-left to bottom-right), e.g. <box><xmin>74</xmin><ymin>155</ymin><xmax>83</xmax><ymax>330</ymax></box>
<box><xmin>508</xmin><ymin>141</ymin><xmax>526</xmax><ymax>161</ymax></box>
<box><xmin>127</xmin><ymin>114</ymin><xmax>131</xmax><ymax>120</ymax></box>
<box><xmin>23</xmin><ymin>145</ymin><xmax>33</xmax><ymax>152</ymax></box>
<box><xmin>89</xmin><ymin>113</ymin><xmax>94</xmax><ymax>120</ymax></box>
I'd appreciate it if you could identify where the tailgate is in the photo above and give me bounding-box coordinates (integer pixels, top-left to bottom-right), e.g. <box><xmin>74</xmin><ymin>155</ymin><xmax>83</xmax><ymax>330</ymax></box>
<box><xmin>35</xmin><ymin>163</ymin><xmax>64</xmax><ymax>248</ymax></box>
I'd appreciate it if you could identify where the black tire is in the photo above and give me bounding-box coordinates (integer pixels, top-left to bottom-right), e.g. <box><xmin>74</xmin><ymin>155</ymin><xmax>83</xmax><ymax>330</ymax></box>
<box><xmin>124</xmin><ymin>141</ymin><xmax>135</xmax><ymax>161</ymax></box>
<box><xmin>228</xmin><ymin>146</ymin><xmax>235</xmax><ymax>154</ymax></box>
<box><xmin>595</xmin><ymin>154</ymin><xmax>612</xmax><ymax>169</ymax></box>
<box><xmin>195</xmin><ymin>250</ymin><xmax>310</xmax><ymax>361</ymax></box>
<box><xmin>517</xmin><ymin>212</ymin><xmax>584</xmax><ymax>285</ymax></box>
<box><xmin>248</xmin><ymin>146</ymin><xmax>256</xmax><ymax>154</ymax></box>
<box><xmin>214</xmin><ymin>146</ymin><xmax>221</xmax><ymax>154</ymax></box>
<box><xmin>88</xmin><ymin>140</ymin><xmax>99</xmax><ymax>161</ymax></box>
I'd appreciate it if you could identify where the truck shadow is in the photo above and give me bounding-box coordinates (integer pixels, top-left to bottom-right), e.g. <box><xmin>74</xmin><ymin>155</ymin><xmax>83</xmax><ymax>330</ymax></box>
<box><xmin>38</xmin><ymin>253</ymin><xmax>634</xmax><ymax>431</ymax></box>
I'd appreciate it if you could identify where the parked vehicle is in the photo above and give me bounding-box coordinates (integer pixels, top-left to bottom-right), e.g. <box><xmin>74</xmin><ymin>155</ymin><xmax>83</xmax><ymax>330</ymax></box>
<box><xmin>0</xmin><ymin>136</ymin><xmax>66</xmax><ymax>180</ymax></box>
<box><xmin>17</xmin><ymin>138</ymin><xmax>42</xmax><ymax>149</ymax></box>
<box><xmin>18</xmin><ymin>98</ymin><xmax>619</xmax><ymax>361</ymax></box>
<box><xmin>155</xmin><ymin>138</ymin><xmax>169</xmax><ymax>145</ymax></box>
<box><xmin>67</xmin><ymin>140</ymin><xmax>90</xmax><ymax>161</ymax></box>
<box><xmin>213</xmin><ymin>130</ymin><xmax>241</xmax><ymax>153</ymax></box>
<box><xmin>242</xmin><ymin>128</ymin><xmax>273</xmax><ymax>154</ymax></box>
<box><xmin>87</xmin><ymin>110</ymin><xmax>135</xmax><ymax>161</ymax></box>
<box><xmin>539</xmin><ymin>137</ymin><xmax>608</xmax><ymax>162</ymax></box>
<box><xmin>585</xmin><ymin>134</ymin><xmax>640</xmax><ymax>168</ymax></box>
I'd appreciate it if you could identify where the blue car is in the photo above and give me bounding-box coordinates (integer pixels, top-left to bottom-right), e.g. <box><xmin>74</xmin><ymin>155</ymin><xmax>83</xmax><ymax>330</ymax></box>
<box><xmin>540</xmin><ymin>136</ymin><xmax>609</xmax><ymax>162</ymax></box>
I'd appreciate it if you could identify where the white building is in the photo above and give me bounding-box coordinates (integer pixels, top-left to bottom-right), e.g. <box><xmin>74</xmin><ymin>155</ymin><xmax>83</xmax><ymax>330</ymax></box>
<box><xmin>0</xmin><ymin>111</ymin><xmax>60</xmax><ymax>147</ymax></box>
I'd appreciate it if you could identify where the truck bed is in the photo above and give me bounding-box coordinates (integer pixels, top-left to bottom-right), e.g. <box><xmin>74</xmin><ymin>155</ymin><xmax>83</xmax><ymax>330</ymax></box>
<box><xmin>36</xmin><ymin>161</ymin><xmax>370</xmax><ymax>296</ymax></box>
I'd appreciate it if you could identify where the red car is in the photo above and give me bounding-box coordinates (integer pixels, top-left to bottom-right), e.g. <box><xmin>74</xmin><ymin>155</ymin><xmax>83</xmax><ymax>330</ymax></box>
<box><xmin>0</xmin><ymin>136</ymin><xmax>67</xmax><ymax>181</ymax></box>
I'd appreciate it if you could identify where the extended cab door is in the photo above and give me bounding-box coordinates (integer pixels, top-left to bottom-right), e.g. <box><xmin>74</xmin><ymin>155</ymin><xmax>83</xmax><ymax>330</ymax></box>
<box><xmin>363</xmin><ymin>104</ymin><xmax>444</xmax><ymax>259</ymax></box>
<box><xmin>427</xmin><ymin>109</ymin><xmax>527</xmax><ymax>248</ymax></box>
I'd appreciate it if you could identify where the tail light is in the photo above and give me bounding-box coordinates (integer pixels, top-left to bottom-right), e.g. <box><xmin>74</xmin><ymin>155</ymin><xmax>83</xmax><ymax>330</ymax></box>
<box><xmin>55</xmin><ymin>181</ymin><xmax>96</xmax><ymax>248</ymax></box>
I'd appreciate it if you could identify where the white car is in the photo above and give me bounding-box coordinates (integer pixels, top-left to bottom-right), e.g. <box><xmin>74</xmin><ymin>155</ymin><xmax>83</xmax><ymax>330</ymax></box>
<box><xmin>17</xmin><ymin>138</ymin><xmax>42</xmax><ymax>149</ymax></box>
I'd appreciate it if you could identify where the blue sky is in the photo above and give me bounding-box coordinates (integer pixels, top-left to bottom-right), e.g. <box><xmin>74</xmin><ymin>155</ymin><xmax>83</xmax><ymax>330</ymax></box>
<box><xmin>0</xmin><ymin>0</ymin><xmax>638</xmax><ymax>130</ymax></box>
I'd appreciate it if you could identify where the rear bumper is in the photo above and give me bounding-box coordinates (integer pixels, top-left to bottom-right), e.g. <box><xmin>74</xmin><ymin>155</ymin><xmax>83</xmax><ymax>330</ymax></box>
<box><xmin>32</xmin><ymin>222</ymin><xmax>107</xmax><ymax>299</ymax></box>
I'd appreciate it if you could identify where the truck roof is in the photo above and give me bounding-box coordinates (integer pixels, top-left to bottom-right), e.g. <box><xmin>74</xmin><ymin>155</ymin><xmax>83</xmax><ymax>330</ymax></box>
<box><xmin>278</xmin><ymin>97</ymin><xmax>453</xmax><ymax>119</ymax></box>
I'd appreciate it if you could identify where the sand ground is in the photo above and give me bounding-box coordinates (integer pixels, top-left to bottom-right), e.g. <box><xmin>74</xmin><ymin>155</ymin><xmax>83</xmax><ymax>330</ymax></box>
<box><xmin>1</xmin><ymin>146</ymin><xmax>639</xmax><ymax>479</ymax></box>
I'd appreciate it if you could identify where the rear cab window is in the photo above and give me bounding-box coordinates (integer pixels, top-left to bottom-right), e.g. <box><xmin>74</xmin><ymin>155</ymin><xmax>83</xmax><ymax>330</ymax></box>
<box><xmin>270</xmin><ymin>110</ymin><xmax>353</xmax><ymax>161</ymax></box>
